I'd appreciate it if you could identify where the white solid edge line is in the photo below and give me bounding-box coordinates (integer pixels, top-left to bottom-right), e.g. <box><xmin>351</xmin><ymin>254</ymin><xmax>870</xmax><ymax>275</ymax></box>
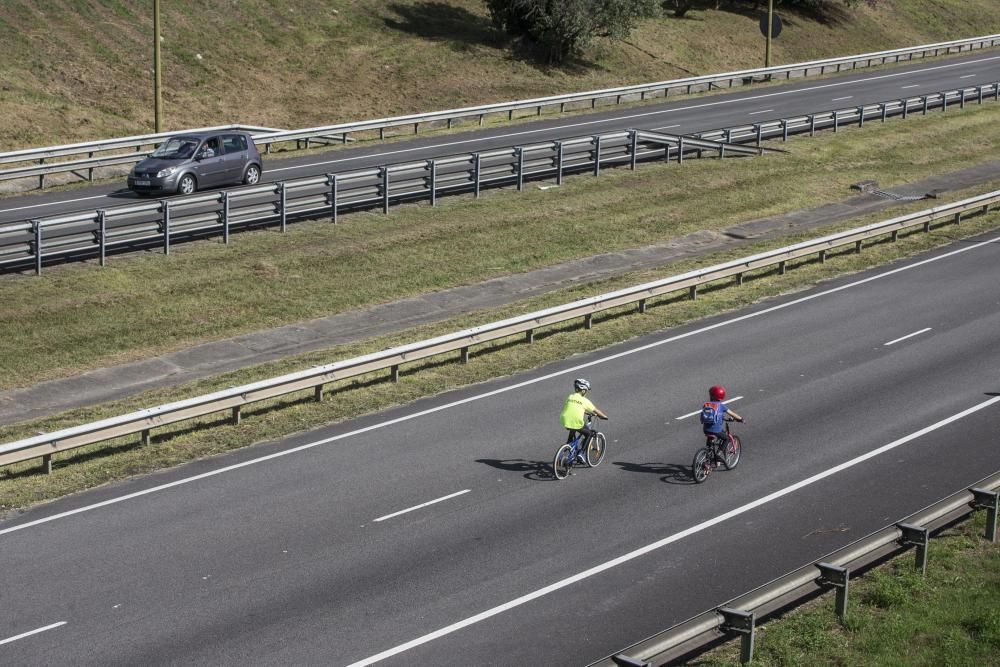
<box><xmin>675</xmin><ymin>396</ymin><xmax>744</xmax><ymax>420</ymax></box>
<box><xmin>650</xmin><ymin>124</ymin><xmax>681</xmax><ymax>131</ymax></box>
<box><xmin>0</xmin><ymin>235</ymin><xmax>996</xmax><ymax>539</ymax></box>
<box><xmin>263</xmin><ymin>55</ymin><xmax>1000</xmax><ymax>173</ymax></box>
<box><xmin>0</xmin><ymin>621</ymin><xmax>67</xmax><ymax>646</ymax></box>
<box><xmin>747</xmin><ymin>109</ymin><xmax>774</xmax><ymax>115</ymax></box>
<box><xmin>960</xmin><ymin>74</ymin><xmax>976</xmax><ymax>78</ymax></box>
<box><xmin>344</xmin><ymin>395</ymin><xmax>1000</xmax><ymax>667</ymax></box>
<box><xmin>832</xmin><ymin>96</ymin><xmax>854</xmax><ymax>100</ymax></box>
<box><xmin>884</xmin><ymin>327</ymin><xmax>933</xmax><ymax>346</ymax></box>
<box><xmin>373</xmin><ymin>489</ymin><xmax>471</xmax><ymax>523</ymax></box>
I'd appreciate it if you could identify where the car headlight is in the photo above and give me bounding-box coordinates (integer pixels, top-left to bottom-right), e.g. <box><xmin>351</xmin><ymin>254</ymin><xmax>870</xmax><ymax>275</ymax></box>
<box><xmin>156</xmin><ymin>166</ymin><xmax>179</xmax><ymax>178</ymax></box>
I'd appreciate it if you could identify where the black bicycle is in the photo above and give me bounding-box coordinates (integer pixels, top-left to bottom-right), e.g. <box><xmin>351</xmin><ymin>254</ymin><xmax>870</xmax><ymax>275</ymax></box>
<box><xmin>691</xmin><ymin>420</ymin><xmax>742</xmax><ymax>483</ymax></box>
<box><xmin>552</xmin><ymin>414</ymin><xmax>607</xmax><ymax>480</ymax></box>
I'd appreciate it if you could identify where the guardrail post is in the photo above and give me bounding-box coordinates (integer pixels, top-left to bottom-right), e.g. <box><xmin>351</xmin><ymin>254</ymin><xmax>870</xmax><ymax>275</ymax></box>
<box><xmin>858</xmin><ymin>106</ymin><xmax>865</xmax><ymax>127</ymax></box>
<box><xmin>422</xmin><ymin>160</ymin><xmax>435</xmax><ymax>206</ymax></box>
<box><xmin>779</xmin><ymin>260</ymin><xmax>786</xmax><ymax>275</ymax></box>
<box><xmin>677</xmin><ymin>137</ymin><xmax>684</xmax><ymax>165</ymax></box>
<box><xmin>141</xmin><ymin>429</ymin><xmax>151</xmax><ymax>446</ymax></box>
<box><xmin>32</xmin><ymin>220</ymin><xmax>42</xmax><ymax>275</ymax></box>
<box><xmin>525</xmin><ymin>329</ymin><xmax>534</xmax><ymax>343</ymax></box>
<box><xmin>819</xmin><ymin>249</ymin><xmax>827</xmax><ymax>263</ymax></box>
<box><xmin>855</xmin><ymin>240</ymin><xmax>863</xmax><ymax>254</ymax></box>
<box><xmin>414</xmin><ymin>122</ymin><xmax>419</xmax><ymax>135</ymax></box>
<box><xmin>279</xmin><ymin>182</ymin><xmax>287</xmax><ymax>232</ymax></box>
<box><xmin>638</xmin><ymin>298</ymin><xmax>646</xmax><ymax>314</ymax></box>
<box><xmin>42</xmin><ymin>453</ymin><xmax>53</xmax><ymax>475</ymax></box>
<box><xmin>891</xmin><ymin>229</ymin><xmax>899</xmax><ymax>242</ymax></box>
<box><xmin>555</xmin><ymin>143</ymin><xmax>563</xmax><ymax>185</ymax></box>
<box><xmin>817</xmin><ymin>562</ymin><xmax>850</xmax><ymax>624</ymax></box>
<box><xmin>755</xmin><ymin>124</ymin><xmax>763</xmax><ymax>145</ymax></box>
<box><xmin>689</xmin><ymin>285</ymin><xmax>697</xmax><ymax>300</ymax></box>
<box><xmin>162</xmin><ymin>201</ymin><xmax>171</xmax><ymax>255</ymax></box>
<box><xmin>810</xmin><ymin>114</ymin><xmax>817</xmax><ymax>136</ymax></box>
<box><xmin>460</xmin><ymin>346</ymin><xmax>470</xmax><ymax>364</ymax></box>
<box><xmin>98</xmin><ymin>210</ymin><xmax>107</xmax><ymax>266</ymax></box>
<box><xmin>835</xmin><ymin>110</ymin><xmax>842</xmax><ymax>133</ymax></box>
<box><xmin>880</xmin><ymin>103</ymin><xmax>888</xmax><ymax>122</ymax></box>
<box><xmin>391</xmin><ymin>364</ymin><xmax>400</xmax><ymax>382</ymax></box>
<box><xmin>382</xmin><ymin>167</ymin><xmax>390</xmax><ymax>215</ymax></box>
<box><xmin>994</xmin><ymin>82</ymin><xmax>999</xmax><ymax>102</ymax></box>
<box><xmin>593</xmin><ymin>135</ymin><xmax>602</xmax><ymax>176</ymax></box>
<box><xmin>719</xmin><ymin>608</ymin><xmax>755</xmax><ymax>665</ymax></box>
<box><xmin>954</xmin><ymin>212</ymin><xmax>961</xmax><ymax>226</ymax></box>
<box><xmin>897</xmin><ymin>523</ymin><xmax>929</xmax><ymax>575</ymax></box>
<box><xmin>736</xmin><ymin>272</ymin><xmax>744</xmax><ymax>286</ymax></box>
<box><xmin>971</xmin><ymin>488</ymin><xmax>998</xmax><ymax>542</ymax></box>
<box><xmin>479</xmin><ymin>114</ymin><xmax>484</xmax><ymax>127</ymax></box>
<box><xmin>328</xmin><ymin>173</ymin><xmax>339</xmax><ymax>223</ymax></box>
<box><xmin>315</xmin><ymin>384</ymin><xmax>324</xmax><ymax>402</ymax></box>
<box><xmin>629</xmin><ymin>131</ymin><xmax>638</xmax><ymax>170</ymax></box>
<box><xmin>725</xmin><ymin>128</ymin><xmax>732</xmax><ymax>143</ymax></box>
<box><xmin>977</xmin><ymin>86</ymin><xmax>983</xmax><ymax>104</ymax></box>
<box><xmin>941</xmin><ymin>92</ymin><xmax>948</xmax><ymax>112</ymax></box>
<box><xmin>516</xmin><ymin>147</ymin><xmax>524</xmax><ymax>191</ymax></box>
<box><xmin>922</xmin><ymin>96</ymin><xmax>929</xmax><ymax>115</ymax></box>
<box><xmin>222</xmin><ymin>193</ymin><xmax>231</xmax><ymax>244</ymax></box>
<box><xmin>781</xmin><ymin>119</ymin><xmax>788</xmax><ymax>141</ymax></box>
<box><xmin>584</xmin><ymin>313</ymin><xmax>593</xmax><ymax>330</ymax></box>
<box><xmin>474</xmin><ymin>152</ymin><xmax>482</xmax><ymax>196</ymax></box>
<box><xmin>38</xmin><ymin>158</ymin><xmax>45</xmax><ymax>189</ymax></box>
<box><xmin>232</xmin><ymin>406</ymin><xmax>242</xmax><ymax>425</ymax></box>
<box><xmin>960</xmin><ymin>89</ymin><xmax>966</xmax><ymax>109</ymax></box>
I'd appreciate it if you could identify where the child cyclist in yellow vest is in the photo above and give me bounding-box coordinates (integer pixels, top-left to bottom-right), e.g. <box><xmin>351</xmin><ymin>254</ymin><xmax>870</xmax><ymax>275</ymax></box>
<box><xmin>560</xmin><ymin>379</ymin><xmax>609</xmax><ymax>462</ymax></box>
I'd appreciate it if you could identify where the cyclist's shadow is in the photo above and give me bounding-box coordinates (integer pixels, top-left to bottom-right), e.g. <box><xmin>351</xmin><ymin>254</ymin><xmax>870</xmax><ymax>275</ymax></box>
<box><xmin>613</xmin><ymin>460</ymin><xmax>696</xmax><ymax>485</ymax></box>
<box><xmin>477</xmin><ymin>458</ymin><xmax>555</xmax><ymax>481</ymax></box>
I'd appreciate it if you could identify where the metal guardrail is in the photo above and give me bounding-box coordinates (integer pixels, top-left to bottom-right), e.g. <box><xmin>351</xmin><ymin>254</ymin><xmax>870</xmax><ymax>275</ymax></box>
<box><xmin>594</xmin><ymin>472</ymin><xmax>1000</xmax><ymax>666</ymax></box>
<box><xmin>1</xmin><ymin>189</ymin><xmax>997</xmax><ymax>472</ymax></box>
<box><xmin>2</xmin><ymin>35</ymin><xmax>997</xmax><ymax>188</ymax></box>
<box><xmin>0</xmin><ymin>130</ymin><xmax>766</xmax><ymax>273</ymax></box>
<box><xmin>3</xmin><ymin>81</ymin><xmax>996</xmax><ymax>274</ymax></box>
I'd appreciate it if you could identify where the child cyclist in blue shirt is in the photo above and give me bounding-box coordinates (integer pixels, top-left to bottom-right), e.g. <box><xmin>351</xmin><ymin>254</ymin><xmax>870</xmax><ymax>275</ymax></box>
<box><xmin>700</xmin><ymin>385</ymin><xmax>743</xmax><ymax>445</ymax></box>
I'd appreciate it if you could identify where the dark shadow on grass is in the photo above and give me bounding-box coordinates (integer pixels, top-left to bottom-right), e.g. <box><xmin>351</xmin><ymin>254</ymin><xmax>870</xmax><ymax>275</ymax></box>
<box><xmin>477</xmin><ymin>457</ymin><xmax>554</xmax><ymax>481</ymax></box>
<box><xmin>383</xmin><ymin>2</ymin><xmax>492</xmax><ymax>48</ymax></box>
<box><xmin>614</xmin><ymin>460</ymin><xmax>696</xmax><ymax>485</ymax></box>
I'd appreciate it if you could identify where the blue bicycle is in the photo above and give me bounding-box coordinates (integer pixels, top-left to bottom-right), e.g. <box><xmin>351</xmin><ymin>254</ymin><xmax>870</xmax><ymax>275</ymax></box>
<box><xmin>552</xmin><ymin>414</ymin><xmax>608</xmax><ymax>480</ymax></box>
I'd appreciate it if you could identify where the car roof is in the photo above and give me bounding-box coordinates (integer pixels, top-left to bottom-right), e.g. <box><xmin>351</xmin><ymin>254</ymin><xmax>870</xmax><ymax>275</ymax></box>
<box><xmin>169</xmin><ymin>130</ymin><xmax>252</xmax><ymax>141</ymax></box>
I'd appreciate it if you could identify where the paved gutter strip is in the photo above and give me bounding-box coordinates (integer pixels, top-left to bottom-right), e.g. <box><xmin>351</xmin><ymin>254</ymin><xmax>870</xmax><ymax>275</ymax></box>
<box><xmin>1</xmin><ymin>160</ymin><xmax>998</xmax><ymax>428</ymax></box>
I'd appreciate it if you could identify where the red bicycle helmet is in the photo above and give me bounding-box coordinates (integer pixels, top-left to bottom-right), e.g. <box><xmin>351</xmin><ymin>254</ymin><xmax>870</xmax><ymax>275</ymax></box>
<box><xmin>709</xmin><ymin>385</ymin><xmax>726</xmax><ymax>401</ymax></box>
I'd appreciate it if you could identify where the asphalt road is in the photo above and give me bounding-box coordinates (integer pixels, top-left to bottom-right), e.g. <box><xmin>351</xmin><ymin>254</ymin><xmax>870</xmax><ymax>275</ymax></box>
<box><xmin>2</xmin><ymin>50</ymin><xmax>999</xmax><ymax>225</ymax></box>
<box><xmin>2</xmin><ymin>229</ymin><xmax>999</xmax><ymax>665</ymax></box>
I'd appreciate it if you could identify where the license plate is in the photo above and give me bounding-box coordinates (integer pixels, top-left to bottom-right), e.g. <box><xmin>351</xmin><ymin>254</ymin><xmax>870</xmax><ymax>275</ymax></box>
<box><xmin>135</xmin><ymin>180</ymin><xmax>150</xmax><ymax>186</ymax></box>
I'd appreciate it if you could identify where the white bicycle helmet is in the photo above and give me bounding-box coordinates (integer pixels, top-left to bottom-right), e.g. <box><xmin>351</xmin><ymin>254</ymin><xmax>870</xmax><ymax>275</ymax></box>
<box><xmin>574</xmin><ymin>378</ymin><xmax>591</xmax><ymax>391</ymax></box>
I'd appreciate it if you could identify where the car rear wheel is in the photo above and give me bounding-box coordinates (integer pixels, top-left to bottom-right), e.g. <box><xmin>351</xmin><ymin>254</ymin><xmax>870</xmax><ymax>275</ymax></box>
<box><xmin>243</xmin><ymin>164</ymin><xmax>261</xmax><ymax>186</ymax></box>
<box><xmin>177</xmin><ymin>174</ymin><xmax>197</xmax><ymax>196</ymax></box>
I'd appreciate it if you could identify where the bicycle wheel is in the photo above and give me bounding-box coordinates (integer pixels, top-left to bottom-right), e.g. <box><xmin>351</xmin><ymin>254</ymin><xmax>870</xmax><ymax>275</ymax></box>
<box><xmin>553</xmin><ymin>444</ymin><xmax>574</xmax><ymax>480</ymax></box>
<box><xmin>722</xmin><ymin>435</ymin><xmax>741</xmax><ymax>470</ymax></box>
<box><xmin>586</xmin><ymin>432</ymin><xmax>607</xmax><ymax>467</ymax></box>
<box><xmin>692</xmin><ymin>448</ymin><xmax>712</xmax><ymax>483</ymax></box>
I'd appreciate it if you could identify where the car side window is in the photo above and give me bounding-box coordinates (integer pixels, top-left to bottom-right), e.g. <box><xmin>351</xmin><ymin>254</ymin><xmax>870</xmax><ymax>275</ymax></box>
<box><xmin>201</xmin><ymin>137</ymin><xmax>222</xmax><ymax>158</ymax></box>
<box><xmin>222</xmin><ymin>135</ymin><xmax>243</xmax><ymax>155</ymax></box>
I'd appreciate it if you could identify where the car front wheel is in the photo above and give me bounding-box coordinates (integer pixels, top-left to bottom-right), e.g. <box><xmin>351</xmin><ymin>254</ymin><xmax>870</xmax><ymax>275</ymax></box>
<box><xmin>243</xmin><ymin>164</ymin><xmax>261</xmax><ymax>186</ymax></box>
<box><xmin>177</xmin><ymin>174</ymin><xmax>197</xmax><ymax>195</ymax></box>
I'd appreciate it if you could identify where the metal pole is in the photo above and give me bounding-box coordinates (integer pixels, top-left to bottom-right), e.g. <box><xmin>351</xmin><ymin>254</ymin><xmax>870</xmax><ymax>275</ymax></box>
<box><xmin>153</xmin><ymin>0</ymin><xmax>163</xmax><ymax>132</ymax></box>
<box><xmin>98</xmin><ymin>210</ymin><xmax>106</xmax><ymax>265</ymax></box>
<box><xmin>328</xmin><ymin>173</ymin><xmax>338</xmax><ymax>223</ymax></box>
<box><xmin>33</xmin><ymin>220</ymin><xmax>42</xmax><ymax>276</ymax></box>
<box><xmin>474</xmin><ymin>153</ymin><xmax>481</xmax><ymax>196</ymax></box>
<box><xmin>555</xmin><ymin>143</ymin><xmax>563</xmax><ymax>185</ymax></box>
<box><xmin>279</xmin><ymin>182</ymin><xmax>287</xmax><ymax>231</ymax></box>
<box><xmin>382</xmin><ymin>167</ymin><xmax>389</xmax><ymax>214</ymax></box>
<box><xmin>162</xmin><ymin>201</ymin><xmax>170</xmax><ymax>254</ymax></box>
<box><xmin>593</xmin><ymin>136</ymin><xmax>601</xmax><ymax>176</ymax></box>
<box><xmin>765</xmin><ymin>0</ymin><xmax>774</xmax><ymax>69</ymax></box>
<box><xmin>516</xmin><ymin>147</ymin><xmax>524</xmax><ymax>191</ymax></box>
<box><xmin>222</xmin><ymin>192</ymin><xmax>230</xmax><ymax>243</ymax></box>
<box><xmin>428</xmin><ymin>160</ymin><xmax>436</xmax><ymax>206</ymax></box>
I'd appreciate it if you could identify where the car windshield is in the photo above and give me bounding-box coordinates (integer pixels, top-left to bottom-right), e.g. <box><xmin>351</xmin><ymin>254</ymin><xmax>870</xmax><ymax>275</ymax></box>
<box><xmin>151</xmin><ymin>137</ymin><xmax>199</xmax><ymax>159</ymax></box>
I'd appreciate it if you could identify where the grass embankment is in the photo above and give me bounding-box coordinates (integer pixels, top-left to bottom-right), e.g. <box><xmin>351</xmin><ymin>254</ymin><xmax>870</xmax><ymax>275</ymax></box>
<box><xmin>1</xmin><ymin>103</ymin><xmax>999</xmax><ymax>508</ymax></box>
<box><xmin>696</xmin><ymin>513</ymin><xmax>1000</xmax><ymax>666</ymax></box>
<box><xmin>1</xmin><ymin>0</ymin><xmax>999</xmax><ymax>148</ymax></box>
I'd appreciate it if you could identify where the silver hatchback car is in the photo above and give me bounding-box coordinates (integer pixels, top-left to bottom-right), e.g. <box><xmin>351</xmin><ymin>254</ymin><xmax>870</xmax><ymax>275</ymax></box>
<box><xmin>128</xmin><ymin>131</ymin><xmax>263</xmax><ymax>195</ymax></box>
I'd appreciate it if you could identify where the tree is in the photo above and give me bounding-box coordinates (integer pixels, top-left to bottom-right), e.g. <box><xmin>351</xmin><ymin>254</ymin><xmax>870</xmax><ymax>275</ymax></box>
<box><xmin>485</xmin><ymin>0</ymin><xmax>659</xmax><ymax>63</ymax></box>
